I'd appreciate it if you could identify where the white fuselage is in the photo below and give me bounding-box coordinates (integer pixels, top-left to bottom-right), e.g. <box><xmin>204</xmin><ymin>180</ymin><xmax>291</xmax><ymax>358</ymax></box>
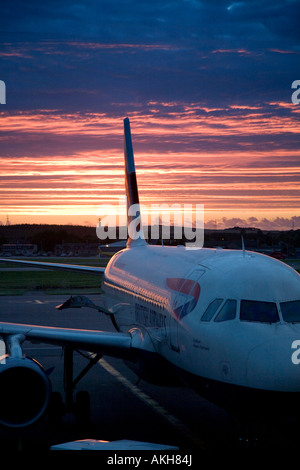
<box><xmin>102</xmin><ymin>245</ymin><xmax>300</xmax><ymax>412</ymax></box>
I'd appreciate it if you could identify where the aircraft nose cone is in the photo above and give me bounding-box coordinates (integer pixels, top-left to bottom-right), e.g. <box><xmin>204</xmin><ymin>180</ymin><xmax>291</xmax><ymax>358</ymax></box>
<box><xmin>247</xmin><ymin>339</ymin><xmax>300</xmax><ymax>392</ymax></box>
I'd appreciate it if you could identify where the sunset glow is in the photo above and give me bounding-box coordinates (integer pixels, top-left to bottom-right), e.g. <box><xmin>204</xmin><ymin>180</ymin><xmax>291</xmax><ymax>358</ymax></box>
<box><xmin>1</xmin><ymin>103</ymin><xmax>299</xmax><ymax>229</ymax></box>
<box><xmin>0</xmin><ymin>103</ymin><xmax>300</xmax><ymax>229</ymax></box>
<box><xmin>1</xmin><ymin>2</ymin><xmax>299</xmax><ymax>230</ymax></box>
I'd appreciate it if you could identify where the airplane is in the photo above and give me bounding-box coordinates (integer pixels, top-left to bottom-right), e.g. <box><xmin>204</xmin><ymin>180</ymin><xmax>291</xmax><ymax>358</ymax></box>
<box><xmin>0</xmin><ymin>118</ymin><xmax>299</xmax><ymax>438</ymax></box>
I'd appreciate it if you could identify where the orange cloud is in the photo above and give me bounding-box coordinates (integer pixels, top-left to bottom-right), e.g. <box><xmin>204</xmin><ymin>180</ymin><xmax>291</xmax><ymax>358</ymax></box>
<box><xmin>0</xmin><ymin>104</ymin><xmax>299</xmax><ymax>228</ymax></box>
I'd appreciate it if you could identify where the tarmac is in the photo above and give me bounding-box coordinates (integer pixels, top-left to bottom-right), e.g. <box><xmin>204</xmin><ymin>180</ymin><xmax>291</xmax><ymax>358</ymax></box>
<box><xmin>0</xmin><ymin>292</ymin><xmax>299</xmax><ymax>453</ymax></box>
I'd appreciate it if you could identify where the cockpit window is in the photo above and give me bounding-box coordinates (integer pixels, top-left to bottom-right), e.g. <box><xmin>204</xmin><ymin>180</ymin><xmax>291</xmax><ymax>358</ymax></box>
<box><xmin>201</xmin><ymin>298</ymin><xmax>223</xmax><ymax>321</ymax></box>
<box><xmin>280</xmin><ymin>300</ymin><xmax>300</xmax><ymax>323</ymax></box>
<box><xmin>214</xmin><ymin>299</ymin><xmax>237</xmax><ymax>322</ymax></box>
<box><xmin>240</xmin><ymin>300</ymin><xmax>279</xmax><ymax>323</ymax></box>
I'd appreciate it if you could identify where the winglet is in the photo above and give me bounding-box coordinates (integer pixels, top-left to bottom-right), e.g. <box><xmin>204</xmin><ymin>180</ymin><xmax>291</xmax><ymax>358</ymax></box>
<box><xmin>124</xmin><ymin>118</ymin><xmax>146</xmax><ymax>247</ymax></box>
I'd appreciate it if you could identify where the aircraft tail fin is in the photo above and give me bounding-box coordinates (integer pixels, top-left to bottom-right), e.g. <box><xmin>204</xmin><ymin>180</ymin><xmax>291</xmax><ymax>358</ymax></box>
<box><xmin>123</xmin><ymin>117</ymin><xmax>146</xmax><ymax>247</ymax></box>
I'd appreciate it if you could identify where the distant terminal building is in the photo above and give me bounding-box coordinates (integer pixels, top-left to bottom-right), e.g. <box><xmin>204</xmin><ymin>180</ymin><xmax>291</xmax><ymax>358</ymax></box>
<box><xmin>54</xmin><ymin>242</ymin><xmax>99</xmax><ymax>257</ymax></box>
<box><xmin>98</xmin><ymin>240</ymin><xmax>127</xmax><ymax>257</ymax></box>
<box><xmin>1</xmin><ymin>244</ymin><xmax>38</xmax><ymax>256</ymax></box>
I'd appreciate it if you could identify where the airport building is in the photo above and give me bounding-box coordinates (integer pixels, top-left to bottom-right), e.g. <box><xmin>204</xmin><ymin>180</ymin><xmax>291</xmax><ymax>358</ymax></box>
<box><xmin>0</xmin><ymin>243</ymin><xmax>38</xmax><ymax>256</ymax></box>
<box><xmin>53</xmin><ymin>242</ymin><xmax>99</xmax><ymax>257</ymax></box>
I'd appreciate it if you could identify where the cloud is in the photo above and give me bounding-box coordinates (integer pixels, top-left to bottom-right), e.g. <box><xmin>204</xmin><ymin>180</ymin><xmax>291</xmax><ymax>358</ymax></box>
<box><xmin>0</xmin><ymin>103</ymin><xmax>299</xmax><ymax>227</ymax></box>
<box><xmin>206</xmin><ymin>216</ymin><xmax>300</xmax><ymax>230</ymax></box>
<box><xmin>1</xmin><ymin>0</ymin><xmax>299</xmax><ymax>113</ymax></box>
<box><xmin>0</xmin><ymin>1</ymin><xmax>298</xmax><ymax>227</ymax></box>
<box><xmin>2</xmin><ymin>0</ymin><xmax>299</xmax><ymax>49</ymax></box>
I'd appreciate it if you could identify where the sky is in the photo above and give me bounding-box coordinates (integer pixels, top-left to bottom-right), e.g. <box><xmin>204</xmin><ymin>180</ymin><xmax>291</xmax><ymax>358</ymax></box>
<box><xmin>0</xmin><ymin>0</ymin><xmax>300</xmax><ymax>231</ymax></box>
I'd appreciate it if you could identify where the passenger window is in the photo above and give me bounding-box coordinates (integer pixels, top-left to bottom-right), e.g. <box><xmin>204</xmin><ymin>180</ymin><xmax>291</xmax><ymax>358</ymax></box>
<box><xmin>240</xmin><ymin>300</ymin><xmax>279</xmax><ymax>323</ymax></box>
<box><xmin>201</xmin><ymin>298</ymin><xmax>223</xmax><ymax>321</ymax></box>
<box><xmin>280</xmin><ymin>300</ymin><xmax>300</xmax><ymax>323</ymax></box>
<box><xmin>214</xmin><ymin>299</ymin><xmax>236</xmax><ymax>322</ymax></box>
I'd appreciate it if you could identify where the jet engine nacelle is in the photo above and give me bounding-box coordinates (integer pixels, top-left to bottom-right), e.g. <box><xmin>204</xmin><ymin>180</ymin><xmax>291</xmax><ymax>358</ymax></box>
<box><xmin>0</xmin><ymin>355</ymin><xmax>51</xmax><ymax>428</ymax></box>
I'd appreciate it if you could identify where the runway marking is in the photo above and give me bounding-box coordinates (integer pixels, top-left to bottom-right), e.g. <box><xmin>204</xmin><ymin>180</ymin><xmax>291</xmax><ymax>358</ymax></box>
<box><xmin>98</xmin><ymin>358</ymin><xmax>206</xmax><ymax>450</ymax></box>
<box><xmin>23</xmin><ymin>299</ymin><xmax>54</xmax><ymax>304</ymax></box>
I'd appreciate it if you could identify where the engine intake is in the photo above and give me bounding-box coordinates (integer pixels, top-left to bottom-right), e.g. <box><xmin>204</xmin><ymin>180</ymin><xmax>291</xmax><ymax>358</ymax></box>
<box><xmin>0</xmin><ymin>355</ymin><xmax>51</xmax><ymax>428</ymax></box>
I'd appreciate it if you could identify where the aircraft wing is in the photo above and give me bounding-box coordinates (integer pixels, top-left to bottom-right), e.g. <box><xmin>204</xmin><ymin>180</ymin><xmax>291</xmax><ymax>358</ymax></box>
<box><xmin>0</xmin><ymin>258</ymin><xmax>105</xmax><ymax>275</ymax></box>
<box><xmin>0</xmin><ymin>259</ymin><xmax>131</xmax><ymax>356</ymax></box>
<box><xmin>0</xmin><ymin>321</ymin><xmax>132</xmax><ymax>359</ymax></box>
<box><xmin>0</xmin><ymin>319</ymin><xmax>134</xmax><ymax>427</ymax></box>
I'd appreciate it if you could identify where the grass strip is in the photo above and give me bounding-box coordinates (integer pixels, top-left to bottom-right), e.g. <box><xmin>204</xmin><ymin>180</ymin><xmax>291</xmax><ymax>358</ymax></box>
<box><xmin>0</xmin><ymin>270</ymin><xmax>102</xmax><ymax>295</ymax></box>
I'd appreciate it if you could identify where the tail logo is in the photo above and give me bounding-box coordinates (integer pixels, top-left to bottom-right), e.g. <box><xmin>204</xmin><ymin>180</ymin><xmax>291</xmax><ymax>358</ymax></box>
<box><xmin>166</xmin><ymin>278</ymin><xmax>201</xmax><ymax>320</ymax></box>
